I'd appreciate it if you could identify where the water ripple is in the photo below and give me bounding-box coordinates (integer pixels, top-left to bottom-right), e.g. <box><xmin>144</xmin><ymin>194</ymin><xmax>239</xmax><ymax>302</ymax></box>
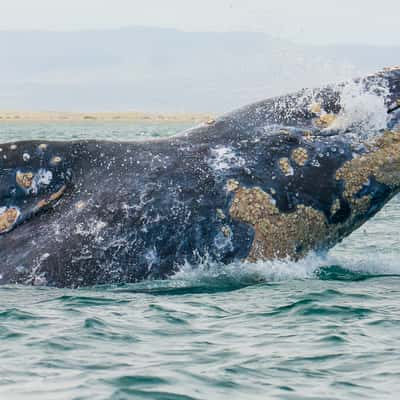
<box><xmin>0</xmin><ymin>124</ymin><xmax>399</xmax><ymax>399</ymax></box>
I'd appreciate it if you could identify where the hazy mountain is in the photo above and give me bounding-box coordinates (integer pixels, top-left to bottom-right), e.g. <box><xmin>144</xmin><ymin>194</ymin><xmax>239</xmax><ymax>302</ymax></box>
<box><xmin>0</xmin><ymin>27</ymin><xmax>398</xmax><ymax>112</ymax></box>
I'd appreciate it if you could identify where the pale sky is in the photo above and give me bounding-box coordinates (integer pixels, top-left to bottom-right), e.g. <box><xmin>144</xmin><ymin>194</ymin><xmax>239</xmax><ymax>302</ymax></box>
<box><xmin>1</xmin><ymin>0</ymin><xmax>399</xmax><ymax>46</ymax></box>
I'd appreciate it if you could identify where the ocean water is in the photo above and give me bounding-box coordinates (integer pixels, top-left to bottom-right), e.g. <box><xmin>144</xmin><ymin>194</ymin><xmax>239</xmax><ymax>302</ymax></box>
<box><xmin>1</xmin><ymin>122</ymin><xmax>400</xmax><ymax>400</ymax></box>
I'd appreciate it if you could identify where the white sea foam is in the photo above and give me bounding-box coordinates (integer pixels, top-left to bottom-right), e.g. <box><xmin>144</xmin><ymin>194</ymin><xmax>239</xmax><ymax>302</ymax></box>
<box><xmin>328</xmin><ymin>252</ymin><xmax>400</xmax><ymax>276</ymax></box>
<box><xmin>168</xmin><ymin>247</ymin><xmax>400</xmax><ymax>286</ymax></box>
<box><xmin>328</xmin><ymin>78</ymin><xmax>390</xmax><ymax>138</ymax></box>
<box><xmin>171</xmin><ymin>253</ymin><xmax>325</xmax><ymax>284</ymax></box>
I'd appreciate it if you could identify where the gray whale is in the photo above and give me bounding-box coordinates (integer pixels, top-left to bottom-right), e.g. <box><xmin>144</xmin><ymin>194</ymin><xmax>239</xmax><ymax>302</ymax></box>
<box><xmin>0</xmin><ymin>67</ymin><xmax>399</xmax><ymax>287</ymax></box>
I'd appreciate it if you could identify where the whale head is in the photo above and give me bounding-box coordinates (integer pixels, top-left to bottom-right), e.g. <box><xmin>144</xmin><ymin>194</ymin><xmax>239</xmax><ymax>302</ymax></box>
<box><xmin>220</xmin><ymin>67</ymin><xmax>400</xmax><ymax>261</ymax></box>
<box><xmin>294</xmin><ymin>67</ymin><xmax>400</xmax><ymax>254</ymax></box>
<box><xmin>340</xmin><ymin>67</ymin><xmax>400</xmax><ymax>213</ymax></box>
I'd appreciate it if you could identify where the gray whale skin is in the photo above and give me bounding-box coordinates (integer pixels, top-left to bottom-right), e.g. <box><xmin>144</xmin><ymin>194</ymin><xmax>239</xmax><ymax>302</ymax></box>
<box><xmin>0</xmin><ymin>67</ymin><xmax>400</xmax><ymax>287</ymax></box>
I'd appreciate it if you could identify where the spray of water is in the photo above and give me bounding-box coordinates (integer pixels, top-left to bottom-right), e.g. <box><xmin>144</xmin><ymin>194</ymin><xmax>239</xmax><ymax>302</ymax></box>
<box><xmin>328</xmin><ymin>78</ymin><xmax>390</xmax><ymax>138</ymax></box>
<box><xmin>165</xmin><ymin>250</ymin><xmax>400</xmax><ymax>290</ymax></box>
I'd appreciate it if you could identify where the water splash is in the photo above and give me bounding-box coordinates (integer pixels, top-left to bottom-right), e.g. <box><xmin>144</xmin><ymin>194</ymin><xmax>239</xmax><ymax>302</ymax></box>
<box><xmin>172</xmin><ymin>253</ymin><xmax>320</xmax><ymax>284</ymax></box>
<box><xmin>328</xmin><ymin>77</ymin><xmax>390</xmax><ymax>139</ymax></box>
<box><xmin>164</xmin><ymin>248</ymin><xmax>400</xmax><ymax>290</ymax></box>
<box><xmin>328</xmin><ymin>252</ymin><xmax>400</xmax><ymax>277</ymax></box>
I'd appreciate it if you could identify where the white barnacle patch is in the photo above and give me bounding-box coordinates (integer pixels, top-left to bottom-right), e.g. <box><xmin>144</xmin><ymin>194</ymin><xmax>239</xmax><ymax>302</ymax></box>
<box><xmin>50</xmin><ymin>156</ymin><xmax>62</xmax><ymax>166</ymax></box>
<box><xmin>38</xmin><ymin>143</ymin><xmax>47</xmax><ymax>151</ymax></box>
<box><xmin>209</xmin><ymin>146</ymin><xmax>245</xmax><ymax>173</ymax></box>
<box><xmin>31</xmin><ymin>169</ymin><xmax>53</xmax><ymax>194</ymax></box>
<box><xmin>10</xmin><ymin>144</ymin><xmax>17</xmax><ymax>150</ymax></box>
<box><xmin>315</xmin><ymin>113</ymin><xmax>337</xmax><ymax>129</ymax></box>
<box><xmin>0</xmin><ymin>206</ymin><xmax>20</xmax><ymax>234</ymax></box>
<box><xmin>291</xmin><ymin>147</ymin><xmax>309</xmax><ymax>166</ymax></box>
<box><xmin>75</xmin><ymin>201</ymin><xmax>86</xmax><ymax>210</ymax></box>
<box><xmin>37</xmin><ymin>169</ymin><xmax>52</xmax><ymax>185</ymax></box>
<box><xmin>331</xmin><ymin>198</ymin><xmax>341</xmax><ymax>215</ymax></box>
<box><xmin>221</xmin><ymin>225</ymin><xmax>232</xmax><ymax>238</ymax></box>
<box><xmin>216</xmin><ymin>208</ymin><xmax>226</xmax><ymax>220</ymax></box>
<box><xmin>22</xmin><ymin>153</ymin><xmax>30</xmax><ymax>162</ymax></box>
<box><xmin>278</xmin><ymin>157</ymin><xmax>294</xmax><ymax>176</ymax></box>
<box><xmin>311</xmin><ymin>159</ymin><xmax>321</xmax><ymax>167</ymax></box>
<box><xmin>16</xmin><ymin>171</ymin><xmax>34</xmax><ymax>191</ymax></box>
<box><xmin>309</xmin><ymin>102</ymin><xmax>322</xmax><ymax>114</ymax></box>
<box><xmin>226</xmin><ymin>179</ymin><xmax>240</xmax><ymax>192</ymax></box>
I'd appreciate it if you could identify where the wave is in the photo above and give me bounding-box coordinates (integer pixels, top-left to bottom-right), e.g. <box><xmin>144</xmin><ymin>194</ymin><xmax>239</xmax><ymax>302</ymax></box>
<box><xmin>102</xmin><ymin>249</ymin><xmax>400</xmax><ymax>295</ymax></box>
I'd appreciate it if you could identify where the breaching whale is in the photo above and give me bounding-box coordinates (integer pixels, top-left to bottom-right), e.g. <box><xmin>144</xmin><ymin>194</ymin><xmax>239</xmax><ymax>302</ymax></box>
<box><xmin>0</xmin><ymin>67</ymin><xmax>399</xmax><ymax>287</ymax></box>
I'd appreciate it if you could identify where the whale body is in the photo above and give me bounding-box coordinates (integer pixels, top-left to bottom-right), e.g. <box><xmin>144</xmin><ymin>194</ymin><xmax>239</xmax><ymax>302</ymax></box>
<box><xmin>0</xmin><ymin>67</ymin><xmax>399</xmax><ymax>287</ymax></box>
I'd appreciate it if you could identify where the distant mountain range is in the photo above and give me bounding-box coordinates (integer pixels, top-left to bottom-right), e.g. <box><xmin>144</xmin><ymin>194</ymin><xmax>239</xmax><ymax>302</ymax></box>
<box><xmin>0</xmin><ymin>27</ymin><xmax>398</xmax><ymax>112</ymax></box>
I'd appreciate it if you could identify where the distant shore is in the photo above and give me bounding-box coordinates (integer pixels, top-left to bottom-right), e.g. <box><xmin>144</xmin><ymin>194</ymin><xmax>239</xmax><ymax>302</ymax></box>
<box><xmin>0</xmin><ymin>111</ymin><xmax>216</xmax><ymax>123</ymax></box>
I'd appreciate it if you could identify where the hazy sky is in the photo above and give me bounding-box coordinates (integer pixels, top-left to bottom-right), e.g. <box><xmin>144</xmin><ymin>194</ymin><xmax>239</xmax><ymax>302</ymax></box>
<box><xmin>1</xmin><ymin>0</ymin><xmax>399</xmax><ymax>46</ymax></box>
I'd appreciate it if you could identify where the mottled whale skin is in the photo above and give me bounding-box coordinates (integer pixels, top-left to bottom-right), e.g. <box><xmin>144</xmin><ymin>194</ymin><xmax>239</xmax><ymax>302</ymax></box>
<box><xmin>0</xmin><ymin>68</ymin><xmax>399</xmax><ymax>287</ymax></box>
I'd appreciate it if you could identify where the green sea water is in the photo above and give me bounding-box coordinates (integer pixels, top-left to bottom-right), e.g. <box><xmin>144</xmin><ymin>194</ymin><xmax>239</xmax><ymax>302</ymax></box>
<box><xmin>1</xmin><ymin>122</ymin><xmax>400</xmax><ymax>400</ymax></box>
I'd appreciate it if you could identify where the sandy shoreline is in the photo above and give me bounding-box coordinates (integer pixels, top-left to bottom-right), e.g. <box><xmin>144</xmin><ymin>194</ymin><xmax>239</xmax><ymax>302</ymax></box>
<box><xmin>0</xmin><ymin>111</ymin><xmax>216</xmax><ymax>123</ymax></box>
